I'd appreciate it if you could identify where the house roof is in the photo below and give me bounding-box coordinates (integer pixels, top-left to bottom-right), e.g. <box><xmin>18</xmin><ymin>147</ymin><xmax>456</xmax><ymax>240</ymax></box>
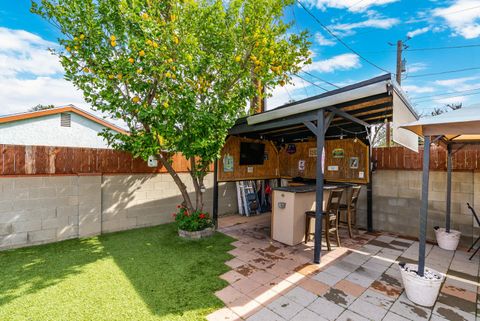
<box><xmin>401</xmin><ymin>104</ymin><xmax>480</xmax><ymax>143</ymax></box>
<box><xmin>0</xmin><ymin>105</ymin><xmax>129</xmax><ymax>135</ymax></box>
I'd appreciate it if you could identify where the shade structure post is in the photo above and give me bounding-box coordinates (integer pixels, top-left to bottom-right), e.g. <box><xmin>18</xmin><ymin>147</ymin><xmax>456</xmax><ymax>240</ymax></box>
<box><xmin>367</xmin><ymin>144</ymin><xmax>373</xmax><ymax>232</ymax></box>
<box><xmin>446</xmin><ymin>143</ymin><xmax>452</xmax><ymax>233</ymax></box>
<box><xmin>418</xmin><ymin>136</ymin><xmax>431</xmax><ymax>277</ymax></box>
<box><xmin>213</xmin><ymin>160</ymin><xmax>219</xmax><ymax>229</ymax></box>
<box><xmin>314</xmin><ymin>109</ymin><xmax>325</xmax><ymax>264</ymax></box>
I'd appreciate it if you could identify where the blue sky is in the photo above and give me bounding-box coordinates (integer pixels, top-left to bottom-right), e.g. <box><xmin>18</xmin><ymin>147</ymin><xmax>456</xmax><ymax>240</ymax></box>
<box><xmin>1</xmin><ymin>0</ymin><xmax>480</xmax><ymax>117</ymax></box>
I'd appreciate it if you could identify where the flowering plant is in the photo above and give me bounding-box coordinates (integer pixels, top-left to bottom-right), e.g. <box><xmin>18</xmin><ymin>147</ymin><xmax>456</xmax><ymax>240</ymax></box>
<box><xmin>173</xmin><ymin>205</ymin><xmax>213</xmax><ymax>232</ymax></box>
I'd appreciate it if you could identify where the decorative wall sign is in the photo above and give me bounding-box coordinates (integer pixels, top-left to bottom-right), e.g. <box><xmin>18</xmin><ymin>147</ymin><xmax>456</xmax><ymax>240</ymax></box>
<box><xmin>223</xmin><ymin>154</ymin><xmax>234</xmax><ymax>172</ymax></box>
<box><xmin>332</xmin><ymin>148</ymin><xmax>345</xmax><ymax>158</ymax></box>
<box><xmin>308</xmin><ymin>148</ymin><xmax>317</xmax><ymax>157</ymax></box>
<box><xmin>298</xmin><ymin>160</ymin><xmax>305</xmax><ymax>171</ymax></box>
<box><xmin>286</xmin><ymin>144</ymin><xmax>297</xmax><ymax>154</ymax></box>
<box><xmin>359</xmin><ymin>171</ymin><xmax>364</xmax><ymax>178</ymax></box>
<box><xmin>328</xmin><ymin>165</ymin><xmax>339</xmax><ymax>171</ymax></box>
<box><xmin>349</xmin><ymin>157</ymin><xmax>359</xmax><ymax>169</ymax></box>
<box><xmin>247</xmin><ymin>166</ymin><xmax>253</xmax><ymax>173</ymax></box>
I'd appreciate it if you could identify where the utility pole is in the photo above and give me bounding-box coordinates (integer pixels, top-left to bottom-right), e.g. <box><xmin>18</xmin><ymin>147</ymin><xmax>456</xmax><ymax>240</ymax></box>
<box><xmin>386</xmin><ymin>38</ymin><xmax>409</xmax><ymax>146</ymax></box>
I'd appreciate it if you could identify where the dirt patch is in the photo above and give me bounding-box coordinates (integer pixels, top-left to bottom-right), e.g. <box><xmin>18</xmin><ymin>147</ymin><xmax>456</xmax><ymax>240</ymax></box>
<box><xmin>400</xmin><ymin>301</ymin><xmax>429</xmax><ymax>319</ymax></box>
<box><xmin>436</xmin><ymin>307</ymin><xmax>467</xmax><ymax>321</ymax></box>
<box><xmin>324</xmin><ymin>288</ymin><xmax>348</xmax><ymax>306</ymax></box>
<box><xmin>371</xmin><ymin>280</ymin><xmax>402</xmax><ymax>297</ymax></box>
<box><xmin>235</xmin><ymin>264</ymin><xmax>257</xmax><ymax>277</ymax></box>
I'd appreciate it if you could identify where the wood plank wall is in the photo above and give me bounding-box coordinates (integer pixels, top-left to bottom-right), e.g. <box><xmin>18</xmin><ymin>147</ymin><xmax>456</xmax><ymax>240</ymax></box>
<box><xmin>373</xmin><ymin>145</ymin><xmax>480</xmax><ymax>171</ymax></box>
<box><xmin>0</xmin><ymin>144</ymin><xmax>190</xmax><ymax>175</ymax></box>
<box><xmin>218</xmin><ymin>136</ymin><xmax>279</xmax><ymax>181</ymax></box>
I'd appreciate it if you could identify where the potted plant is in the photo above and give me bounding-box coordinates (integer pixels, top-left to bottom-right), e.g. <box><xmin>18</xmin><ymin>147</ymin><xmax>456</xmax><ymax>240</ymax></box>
<box><xmin>434</xmin><ymin>226</ymin><xmax>461</xmax><ymax>251</ymax></box>
<box><xmin>173</xmin><ymin>205</ymin><xmax>215</xmax><ymax>240</ymax></box>
<box><xmin>398</xmin><ymin>262</ymin><xmax>444</xmax><ymax>307</ymax></box>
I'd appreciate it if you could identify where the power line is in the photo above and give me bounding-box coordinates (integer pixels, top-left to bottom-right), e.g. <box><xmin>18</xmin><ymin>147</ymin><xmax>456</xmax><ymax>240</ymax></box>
<box><xmin>301</xmin><ymin>70</ymin><xmax>341</xmax><ymax>88</ymax></box>
<box><xmin>414</xmin><ymin>91</ymin><xmax>480</xmax><ymax>104</ymax></box>
<box><xmin>411</xmin><ymin>87</ymin><xmax>480</xmax><ymax>101</ymax></box>
<box><xmin>297</xmin><ymin>0</ymin><xmax>392</xmax><ymax>74</ymax></box>
<box><xmin>406</xmin><ymin>67</ymin><xmax>480</xmax><ymax>78</ymax></box>
<box><xmin>406</xmin><ymin>44</ymin><xmax>480</xmax><ymax>52</ymax></box>
<box><xmin>295</xmin><ymin>74</ymin><xmax>329</xmax><ymax>92</ymax></box>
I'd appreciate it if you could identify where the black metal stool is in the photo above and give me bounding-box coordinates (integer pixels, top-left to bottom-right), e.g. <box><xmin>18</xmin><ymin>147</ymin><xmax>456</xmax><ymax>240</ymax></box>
<box><xmin>467</xmin><ymin>203</ymin><xmax>480</xmax><ymax>260</ymax></box>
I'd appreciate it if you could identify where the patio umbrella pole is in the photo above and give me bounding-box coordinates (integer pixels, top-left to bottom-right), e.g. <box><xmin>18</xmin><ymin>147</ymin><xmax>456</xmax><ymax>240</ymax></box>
<box><xmin>446</xmin><ymin>143</ymin><xmax>452</xmax><ymax>233</ymax></box>
<box><xmin>314</xmin><ymin>109</ymin><xmax>325</xmax><ymax>264</ymax></box>
<box><xmin>418</xmin><ymin>136</ymin><xmax>431</xmax><ymax>277</ymax></box>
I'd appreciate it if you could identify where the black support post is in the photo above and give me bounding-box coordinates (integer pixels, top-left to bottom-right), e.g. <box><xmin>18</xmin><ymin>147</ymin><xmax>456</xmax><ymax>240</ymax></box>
<box><xmin>418</xmin><ymin>136</ymin><xmax>431</xmax><ymax>277</ymax></box>
<box><xmin>367</xmin><ymin>145</ymin><xmax>373</xmax><ymax>232</ymax></box>
<box><xmin>213</xmin><ymin>160</ymin><xmax>219</xmax><ymax>229</ymax></box>
<box><xmin>314</xmin><ymin>109</ymin><xmax>325</xmax><ymax>264</ymax></box>
<box><xmin>446</xmin><ymin>143</ymin><xmax>452</xmax><ymax>233</ymax></box>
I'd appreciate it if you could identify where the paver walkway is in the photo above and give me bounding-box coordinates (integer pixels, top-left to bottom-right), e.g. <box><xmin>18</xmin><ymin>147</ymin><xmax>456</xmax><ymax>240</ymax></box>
<box><xmin>207</xmin><ymin>213</ymin><xmax>480</xmax><ymax>321</ymax></box>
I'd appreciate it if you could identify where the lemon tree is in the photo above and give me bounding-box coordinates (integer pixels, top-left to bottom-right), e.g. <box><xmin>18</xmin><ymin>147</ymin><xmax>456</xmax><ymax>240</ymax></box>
<box><xmin>32</xmin><ymin>0</ymin><xmax>310</xmax><ymax>212</ymax></box>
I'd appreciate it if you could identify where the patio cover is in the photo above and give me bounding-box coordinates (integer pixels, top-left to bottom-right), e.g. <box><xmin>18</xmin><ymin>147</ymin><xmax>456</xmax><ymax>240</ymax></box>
<box><xmin>402</xmin><ymin>104</ymin><xmax>480</xmax><ymax>142</ymax></box>
<box><xmin>214</xmin><ymin>73</ymin><xmax>419</xmax><ymax>264</ymax></box>
<box><xmin>401</xmin><ymin>105</ymin><xmax>480</xmax><ymax>276</ymax></box>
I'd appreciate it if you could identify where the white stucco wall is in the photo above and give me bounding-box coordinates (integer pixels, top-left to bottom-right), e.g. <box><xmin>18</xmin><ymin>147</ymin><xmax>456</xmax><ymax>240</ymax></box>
<box><xmin>0</xmin><ymin>113</ymin><xmax>114</xmax><ymax>148</ymax></box>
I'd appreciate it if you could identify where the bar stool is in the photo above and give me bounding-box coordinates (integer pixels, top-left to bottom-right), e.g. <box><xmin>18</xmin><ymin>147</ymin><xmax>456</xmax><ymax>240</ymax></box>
<box><xmin>304</xmin><ymin>189</ymin><xmax>343</xmax><ymax>251</ymax></box>
<box><xmin>339</xmin><ymin>185</ymin><xmax>362</xmax><ymax>238</ymax></box>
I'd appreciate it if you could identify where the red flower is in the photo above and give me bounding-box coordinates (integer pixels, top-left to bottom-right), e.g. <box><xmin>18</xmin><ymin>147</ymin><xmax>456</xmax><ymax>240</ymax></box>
<box><xmin>199</xmin><ymin>213</ymin><xmax>206</xmax><ymax>219</ymax></box>
<box><xmin>177</xmin><ymin>205</ymin><xmax>181</xmax><ymax>208</ymax></box>
<box><xmin>172</xmin><ymin>213</ymin><xmax>177</xmax><ymax>218</ymax></box>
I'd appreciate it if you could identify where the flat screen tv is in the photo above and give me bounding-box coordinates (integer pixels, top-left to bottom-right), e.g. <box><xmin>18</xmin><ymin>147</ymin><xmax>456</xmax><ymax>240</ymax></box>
<box><xmin>239</xmin><ymin>142</ymin><xmax>265</xmax><ymax>165</ymax></box>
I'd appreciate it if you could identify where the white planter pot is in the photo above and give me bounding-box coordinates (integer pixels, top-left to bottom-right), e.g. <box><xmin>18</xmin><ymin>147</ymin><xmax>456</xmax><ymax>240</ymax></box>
<box><xmin>434</xmin><ymin>227</ymin><xmax>461</xmax><ymax>251</ymax></box>
<box><xmin>399</xmin><ymin>263</ymin><xmax>444</xmax><ymax>307</ymax></box>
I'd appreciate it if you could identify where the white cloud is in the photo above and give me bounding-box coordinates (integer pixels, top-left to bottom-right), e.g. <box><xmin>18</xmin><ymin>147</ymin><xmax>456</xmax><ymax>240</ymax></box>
<box><xmin>267</xmin><ymin>75</ymin><xmax>313</xmax><ymax>109</ymax></box>
<box><xmin>0</xmin><ymin>28</ymin><xmax>91</xmax><ymax>117</ymax></box>
<box><xmin>314</xmin><ymin>32</ymin><xmax>336</xmax><ymax>46</ymax></box>
<box><xmin>434</xmin><ymin>76</ymin><xmax>479</xmax><ymax>90</ymax></box>
<box><xmin>309</xmin><ymin>53</ymin><xmax>361</xmax><ymax>73</ymax></box>
<box><xmin>407</xmin><ymin>62</ymin><xmax>427</xmax><ymax>73</ymax></box>
<box><xmin>330</xmin><ymin>18</ymin><xmax>399</xmax><ymax>36</ymax></box>
<box><xmin>434</xmin><ymin>96</ymin><xmax>467</xmax><ymax>105</ymax></box>
<box><xmin>403</xmin><ymin>85</ymin><xmax>435</xmax><ymax>94</ymax></box>
<box><xmin>407</xmin><ymin>26</ymin><xmax>430</xmax><ymax>38</ymax></box>
<box><xmin>301</xmin><ymin>0</ymin><xmax>399</xmax><ymax>13</ymax></box>
<box><xmin>433</xmin><ymin>0</ymin><xmax>480</xmax><ymax>39</ymax></box>
<box><xmin>0</xmin><ymin>27</ymin><xmax>63</xmax><ymax>77</ymax></box>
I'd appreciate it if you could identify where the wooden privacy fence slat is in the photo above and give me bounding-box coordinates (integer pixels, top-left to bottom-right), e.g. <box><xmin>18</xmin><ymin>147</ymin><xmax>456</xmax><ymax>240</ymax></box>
<box><xmin>0</xmin><ymin>144</ymin><xmax>191</xmax><ymax>176</ymax></box>
<box><xmin>373</xmin><ymin>145</ymin><xmax>480</xmax><ymax>171</ymax></box>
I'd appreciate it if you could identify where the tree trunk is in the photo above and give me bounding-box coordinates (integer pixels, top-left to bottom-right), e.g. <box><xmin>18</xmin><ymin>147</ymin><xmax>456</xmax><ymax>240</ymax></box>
<box><xmin>189</xmin><ymin>158</ymin><xmax>202</xmax><ymax>210</ymax></box>
<box><xmin>158</xmin><ymin>153</ymin><xmax>194</xmax><ymax>211</ymax></box>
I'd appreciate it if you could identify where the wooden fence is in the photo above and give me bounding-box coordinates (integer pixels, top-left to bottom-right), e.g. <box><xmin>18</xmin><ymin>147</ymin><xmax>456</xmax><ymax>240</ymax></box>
<box><xmin>0</xmin><ymin>144</ymin><xmax>191</xmax><ymax>176</ymax></box>
<box><xmin>373</xmin><ymin>145</ymin><xmax>480</xmax><ymax>171</ymax></box>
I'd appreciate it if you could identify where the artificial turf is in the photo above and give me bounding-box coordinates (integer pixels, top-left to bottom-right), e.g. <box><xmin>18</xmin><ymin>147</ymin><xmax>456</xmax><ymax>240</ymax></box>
<box><xmin>0</xmin><ymin>223</ymin><xmax>235</xmax><ymax>320</ymax></box>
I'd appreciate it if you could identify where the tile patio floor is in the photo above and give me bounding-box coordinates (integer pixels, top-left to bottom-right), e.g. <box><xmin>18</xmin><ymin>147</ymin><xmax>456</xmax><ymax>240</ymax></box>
<box><xmin>207</xmin><ymin>213</ymin><xmax>480</xmax><ymax>321</ymax></box>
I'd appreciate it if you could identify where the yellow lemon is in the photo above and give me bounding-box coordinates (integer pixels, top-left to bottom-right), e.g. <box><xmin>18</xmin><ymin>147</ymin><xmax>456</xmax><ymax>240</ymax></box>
<box><xmin>165</xmin><ymin>72</ymin><xmax>172</xmax><ymax>78</ymax></box>
<box><xmin>139</xmin><ymin>50</ymin><xmax>145</xmax><ymax>57</ymax></box>
<box><xmin>110</xmin><ymin>35</ymin><xmax>116</xmax><ymax>41</ymax></box>
<box><xmin>128</xmin><ymin>57</ymin><xmax>135</xmax><ymax>63</ymax></box>
<box><xmin>80</xmin><ymin>34</ymin><xmax>85</xmax><ymax>40</ymax></box>
<box><xmin>167</xmin><ymin>58</ymin><xmax>173</xmax><ymax>63</ymax></box>
<box><xmin>117</xmin><ymin>74</ymin><xmax>123</xmax><ymax>80</ymax></box>
<box><xmin>171</xmin><ymin>74</ymin><xmax>176</xmax><ymax>79</ymax></box>
<box><xmin>173</xmin><ymin>36</ymin><xmax>179</xmax><ymax>44</ymax></box>
<box><xmin>279</xmin><ymin>80</ymin><xmax>286</xmax><ymax>87</ymax></box>
<box><xmin>186</xmin><ymin>54</ymin><xmax>193</xmax><ymax>62</ymax></box>
<box><xmin>245</xmin><ymin>17</ymin><xmax>250</xmax><ymax>23</ymax></box>
<box><xmin>74</xmin><ymin>45</ymin><xmax>79</xmax><ymax>50</ymax></box>
<box><xmin>136</xmin><ymin>69</ymin><xmax>142</xmax><ymax>74</ymax></box>
<box><xmin>170</xmin><ymin>14</ymin><xmax>176</xmax><ymax>22</ymax></box>
<box><xmin>235</xmin><ymin>56</ymin><xmax>241</xmax><ymax>62</ymax></box>
<box><xmin>108</xmin><ymin>74</ymin><xmax>114</xmax><ymax>79</ymax></box>
<box><xmin>66</xmin><ymin>46</ymin><xmax>71</xmax><ymax>52</ymax></box>
<box><xmin>74</xmin><ymin>37</ymin><xmax>78</xmax><ymax>41</ymax></box>
<box><xmin>163</xmin><ymin>101</ymin><xmax>169</xmax><ymax>108</ymax></box>
<box><xmin>110</xmin><ymin>41</ymin><xmax>116</xmax><ymax>47</ymax></box>
<box><xmin>83</xmin><ymin>67</ymin><xmax>89</xmax><ymax>73</ymax></box>
<box><xmin>142</xmin><ymin>12</ymin><xmax>149</xmax><ymax>19</ymax></box>
<box><xmin>132</xmin><ymin>96</ymin><xmax>140</xmax><ymax>103</ymax></box>
<box><xmin>153</xmin><ymin>42</ymin><xmax>159</xmax><ymax>48</ymax></box>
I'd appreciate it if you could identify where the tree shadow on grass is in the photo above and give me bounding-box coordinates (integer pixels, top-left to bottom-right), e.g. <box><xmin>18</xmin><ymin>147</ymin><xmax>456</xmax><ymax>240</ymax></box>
<box><xmin>0</xmin><ymin>237</ymin><xmax>107</xmax><ymax>307</ymax></box>
<box><xmin>99</xmin><ymin>223</ymin><xmax>235</xmax><ymax>319</ymax></box>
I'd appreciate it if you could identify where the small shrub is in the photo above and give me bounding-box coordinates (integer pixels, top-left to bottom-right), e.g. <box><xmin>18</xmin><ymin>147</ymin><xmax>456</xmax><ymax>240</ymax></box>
<box><xmin>173</xmin><ymin>205</ymin><xmax>213</xmax><ymax>232</ymax></box>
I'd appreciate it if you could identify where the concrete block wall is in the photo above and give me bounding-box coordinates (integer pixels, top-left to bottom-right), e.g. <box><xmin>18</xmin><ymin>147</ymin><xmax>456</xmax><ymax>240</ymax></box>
<box><xmin>0</xmin><ymin>173</ymin><xmax>237</xmax><ymax>250</ymax></box>
<box><xmin>357</xmin><ymin>170</ymin><xmax>477</xmax><ymax>246</ymax></box>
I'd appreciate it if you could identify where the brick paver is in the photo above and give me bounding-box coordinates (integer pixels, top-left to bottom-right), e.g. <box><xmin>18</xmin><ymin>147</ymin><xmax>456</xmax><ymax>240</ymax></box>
<box><xmin>207</xmin><ymin>213</ymin><xmax>480</xmax><ymax>321</ymax></box>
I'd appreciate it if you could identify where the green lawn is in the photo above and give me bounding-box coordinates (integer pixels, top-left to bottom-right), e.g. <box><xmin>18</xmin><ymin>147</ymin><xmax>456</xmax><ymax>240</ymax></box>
<box><xmin>0</xmin><ymin>224</ymin><xmax>234</xmax><ymax>320</ymax></box>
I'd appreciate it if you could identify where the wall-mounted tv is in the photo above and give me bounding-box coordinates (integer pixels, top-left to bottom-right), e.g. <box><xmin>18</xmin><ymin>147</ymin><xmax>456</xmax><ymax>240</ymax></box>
<box><xmin>239</xmin><ymin>142</ymin><xmax>265</xmax><ymax>165</ymax></box>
